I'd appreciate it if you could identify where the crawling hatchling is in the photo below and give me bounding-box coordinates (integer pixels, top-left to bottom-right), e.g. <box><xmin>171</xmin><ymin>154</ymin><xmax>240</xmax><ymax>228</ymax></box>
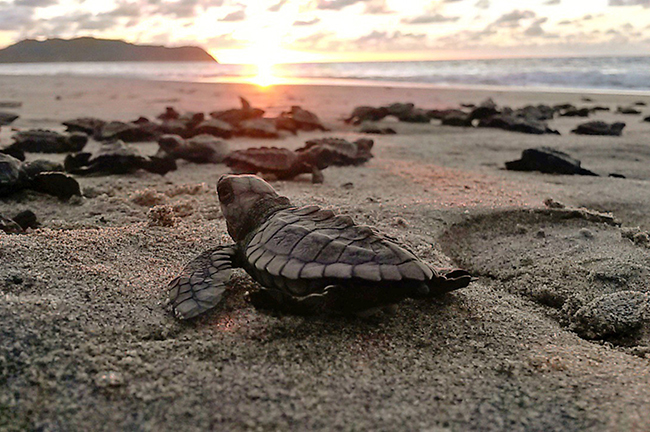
<box><xmin>169</xmin><ymin>175</ymin><xmax>472</xmax><ymax>319</ymax></box>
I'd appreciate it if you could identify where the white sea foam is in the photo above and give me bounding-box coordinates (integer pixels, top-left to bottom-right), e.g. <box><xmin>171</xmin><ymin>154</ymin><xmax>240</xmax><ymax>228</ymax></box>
<box><xmin>1</xmin><ymin>56</ymin><xmax>649</xmax><ymax>93</ymax></box>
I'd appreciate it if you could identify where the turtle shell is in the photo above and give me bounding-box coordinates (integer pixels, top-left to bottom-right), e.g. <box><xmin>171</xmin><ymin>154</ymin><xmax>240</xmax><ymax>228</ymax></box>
<box><xmin>0</xmin><ymin>153</ymin><xmax>25</xmax><ymax>196</ymax></box>
<box><xmin>242</xmin><ymin>205</ymin><xmax>434</xmax><ymax>302</ymax></box>
<box><xmin>62</xmin><ymin>117</ymin><xmax>106</xmax><ymax>135</ymax></box>
<box><xmin>12</xmin><ymin>129</ymin><xmax>88</xmax><ymax>153</ymax></box>
<box><xmin>281</xmin><ymin>106</ymin><xmax>327</xmax><ymax>131</ymax></box>
<box><xmin>297</xmin><ymin>138</ymin><xmax>373</xmax><ymax>166</ymax></box>
<box><xmin>298</xmin><ymin>138</ymin><xmax>357</xmax><ymax>158</ymax></box>
<box><xmin>224</xmin><ymin>147</ymin><xmax>298</xmax><ymax>172</ymax></box>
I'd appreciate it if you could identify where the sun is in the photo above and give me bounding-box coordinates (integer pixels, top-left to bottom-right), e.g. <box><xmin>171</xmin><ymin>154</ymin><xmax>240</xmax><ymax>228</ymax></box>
<box><xmin>251</xmin><ymin>61</ymin><xmax>276</xmax><ymax>87</ymax></box>
<box><xmin>232</xmin><ymin>40</ymin><xmax>281</xmax><ymax>87</ymax></box>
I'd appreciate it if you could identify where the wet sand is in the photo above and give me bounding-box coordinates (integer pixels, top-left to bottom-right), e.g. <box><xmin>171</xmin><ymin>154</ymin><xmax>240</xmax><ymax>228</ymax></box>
<box><xmin>1</xmin><ymin>75</ymin><xmax>650</xmax><ymax>431</ymax></box>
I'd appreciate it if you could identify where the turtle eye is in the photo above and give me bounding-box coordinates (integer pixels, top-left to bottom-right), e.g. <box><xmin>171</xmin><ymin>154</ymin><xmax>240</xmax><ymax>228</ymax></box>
<box><xmin>217</xmin><ymin>183</ymin><xmax>234</xmax><ymax>204</ymax></box>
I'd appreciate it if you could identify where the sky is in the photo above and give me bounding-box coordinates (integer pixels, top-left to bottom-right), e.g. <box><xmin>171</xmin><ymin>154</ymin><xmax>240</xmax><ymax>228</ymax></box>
<box><xmin>0</xmin><ymin>0</ymin><xmax>649</xmax><ymax>64</ymax></box>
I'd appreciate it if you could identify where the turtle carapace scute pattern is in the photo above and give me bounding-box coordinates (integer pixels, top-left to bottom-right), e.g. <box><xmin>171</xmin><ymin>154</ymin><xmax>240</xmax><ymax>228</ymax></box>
<box><xmin>168</xmin><ymin>174</ymin><xmax>472</xmax><ymax>319</ymax></box>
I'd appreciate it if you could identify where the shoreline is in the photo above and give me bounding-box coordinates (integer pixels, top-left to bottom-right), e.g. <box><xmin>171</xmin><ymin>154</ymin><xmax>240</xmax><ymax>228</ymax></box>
<box><xmin>1</xmin><ymin>72</ymin><xmax>650</xmax><ymax>97</ymax></box>
<box><xmin>1</xmin><ymin>74</ymin><xmax>649</xmax><ymax>129</ymax></box>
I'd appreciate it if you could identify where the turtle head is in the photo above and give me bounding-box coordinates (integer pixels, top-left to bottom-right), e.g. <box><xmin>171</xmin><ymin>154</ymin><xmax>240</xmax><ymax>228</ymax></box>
<box><xmin>217</xmin><ymin>175</ymin><xmax>290</xmax><ymax>242</ymax></box>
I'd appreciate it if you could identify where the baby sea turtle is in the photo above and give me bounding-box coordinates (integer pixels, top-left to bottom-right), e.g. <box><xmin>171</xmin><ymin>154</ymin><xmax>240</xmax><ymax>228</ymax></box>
<box><xmin>571</xmin><ymin>121</ymin><xmax>626</xmax><ymax>136</ymax></box>
<box><xmin>62</xmin><ymin>117</ymin><xmax>107</xmax><ymax>136</ymax></box>
<box><xmin>279</xmin><ymin>106</ymin><xmax>328</xmax><ymax>131</ymax></box>
<box><xmin>210</xmin><ymin>97</ymin><xmax>265</xmax><ymax>127</ymax></box>
<box><xmin>9</xmin><ymin>129</ymin><xmax>88</xmax><ymax>153</ymax></box>
<box><xmin>65</xmin><ymin>140</ymin><xmax>176</xmax><ymax>175</ymax></box>
<box><xmin>296</xmin><ymin>138</ymin><xmax>374</xmax><ymax>166</ymax></box>
<box><xmin>156</xmin><ymin>134</ymin><xmax>229</xmax><ymax>164</ymax></box>
<box><xmin>0</xmin><ymin>153</ymin><xmax>81</xmax><ymax>199</ymax></box>
<box><xmin>0</xmin><ymin>111</ymin><xmax>19</xmax><ymax>127</ymax></box>
<box><xmin>169</xmin><ymin>174</ymin><xmax>472</xmax><ymax>319</ymax></box>
<box><xmin>223</xmin><ymin>146</ymin><xmax>332</xmax><ymax>183</ymax></box>
<box><xmin>505</xmin><ymin>147</ymin><xmax>598</xmax><ymax>176</ymax></box>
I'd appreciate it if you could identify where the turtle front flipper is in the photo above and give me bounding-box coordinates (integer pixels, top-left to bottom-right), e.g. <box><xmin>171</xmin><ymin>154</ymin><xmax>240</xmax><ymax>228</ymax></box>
<box><xmin>169</xmin><ymin>245</ymin><xmax>240</xmax><ymax>319</ymax></box>
<box><xmin>310</xmin><ymin>165</ymin><xmax>324</xmax><ymax>184</ymax></box>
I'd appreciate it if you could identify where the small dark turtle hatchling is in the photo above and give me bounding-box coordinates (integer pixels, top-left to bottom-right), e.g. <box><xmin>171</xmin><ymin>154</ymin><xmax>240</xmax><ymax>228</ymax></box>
<box><xmin>10</xmin><ymin>129</ymin><xmax>88</xmax><ymax>153</ymax></box>
<box><xmin>278</xmin><ymin>106</ymin><xmax>328</xmax><ymax>131</ymax></box>
<box><xmin>156</xmin><ymin>134</ymin><xmax>229</xmax><ymax>164</ymax></box>
<box><xmin>65</xmin><ymin>140</ymin><xmax>177</xmax><ymax>175</ymax></box>
<box><xmin>505</xmin><ymin>147</ymin><xmax>598</xmax><ymax>176</ymax></box>
<box><xmin>169</xmin><ymin>174</ymin><xmax>472</xmax><ymax>319</ymax></box>
<box><xmin>571</xmin><ymin>121</ymin><xmax>626</xmax><ymax>136</ymax></box>
<box><xmin>0</xmin><ymin>153</ymin><xmax>81</xmax><ymax>199</ymax></box>
<box><xmin>296</xmin><ymin>138</ymin><xmax>374</xmax><ymax>166</ymax></box>
<box><xmin>223</xmin><ymin>146</ymin><xmax>334</xmax><ymax>183</ymax></box>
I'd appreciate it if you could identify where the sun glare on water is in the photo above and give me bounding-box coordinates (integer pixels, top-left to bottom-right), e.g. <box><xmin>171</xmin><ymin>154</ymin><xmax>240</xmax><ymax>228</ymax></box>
<box><xmin>251</xmin><ymin>61</ymin><xmax>276</xmax><ymax>87</ymax></box>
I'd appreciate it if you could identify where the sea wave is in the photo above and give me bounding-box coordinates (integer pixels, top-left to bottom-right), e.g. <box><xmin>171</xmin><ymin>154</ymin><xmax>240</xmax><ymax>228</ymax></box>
<box><xmin>1</xmin><ymin>56</ymin><xmax>649</xmax><ymax>92</ymax></box>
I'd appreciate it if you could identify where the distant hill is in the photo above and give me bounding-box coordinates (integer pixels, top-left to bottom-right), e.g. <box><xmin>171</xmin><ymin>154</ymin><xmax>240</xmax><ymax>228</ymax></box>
<box><xmin>0</xmin><ymin>37</ymin><xmax>217</xmax><ymax>63</ymax></box>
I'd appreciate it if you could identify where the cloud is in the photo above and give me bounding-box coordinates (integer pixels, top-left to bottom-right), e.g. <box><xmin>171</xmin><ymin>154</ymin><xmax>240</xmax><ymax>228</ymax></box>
<box><xmin>0</xmin><ymin>5</ymin><xmax>35</xmax><ymax>31</ymax></box>
<box><xmin>290</xmin><ymin>31</ymin><xmax>341</xmax><ymax>50</ymax></box>
<box><xmin>349</xmin><ymin>30</ymin><xmax>427</xmax><ymax>50</ymax></box>
<box><xmin>104</xmin><ymin>1</ymin><xmax>142</xmax><ymax>18</ymax></box>
<box><xmin>156</xmin><ymin>1</ymin><xmax>198</xmax><ymax>19</ymax></box>
<box><xmin>523</xmin><ymin>17</ymin><xmax>557</xmax><ymax>37</ymax></box>
<box><xmin>492</xmin><ymin>10</ymin><xmax>536</xmax><ymax>27</ymax></box>
<box><xmin>14</xmin><ymin>0</ymin><xmax>57</xmax><ymax>6</ymax></box>
<box><xmin>609</xmin><ymin>0</ymin><xmax>650</xmax><ymax>7</ymax></box>
<box><xmin>290</xmin><ymin>29</ymin><xmax>429</xmax><ymax>52</ymax></box>
<box><xmin>293</xmin><ymin>17</ymin><xmax>321</xmax><ymax>26</ymax></box>
<box><xmin>205</xmin><ymin>32</ymin><xmax>247</xmax><ymax>49</ymax></box>
<box><xmin>268</xmin><ymin>0</ymin><xmax>288</xmax><ymax>12</ymax></box>
<box><xmin>364</xmin><ymin>0</ymin><xmax>393</xmax><ymax>14</ymax></box>
<box><xmin>401</xmin><ymin>13</ymin><xmax>460</xmax><ymax>24</ymax></box>
<box><xmin>219</xmin><ymin>9</ymin><xmax>246</xmax><ymax>21</ymax></box>
<box><xmin>475</xmin><ymin>0</ymin><xmax>490</xmax><ymax>9</ymax></box>
<box><xmin>316</xmin><ymin>0</ymin><xmax>366</xmax><ymax>10</ymax></box>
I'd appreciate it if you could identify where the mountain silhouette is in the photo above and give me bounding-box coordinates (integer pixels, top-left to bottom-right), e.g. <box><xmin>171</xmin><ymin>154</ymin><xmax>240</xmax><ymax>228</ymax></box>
<box><xmin>0</xmin><ymin>37</ymin><xmax>217</xmax><ymax>63</ymax></box>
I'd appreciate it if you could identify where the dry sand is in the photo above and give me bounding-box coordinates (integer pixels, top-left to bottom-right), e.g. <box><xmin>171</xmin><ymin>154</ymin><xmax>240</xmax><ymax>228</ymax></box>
<box><xmin>1</xmin><ymin>75</ymin><xmax>650</xmax><ymax>431</ymax></box>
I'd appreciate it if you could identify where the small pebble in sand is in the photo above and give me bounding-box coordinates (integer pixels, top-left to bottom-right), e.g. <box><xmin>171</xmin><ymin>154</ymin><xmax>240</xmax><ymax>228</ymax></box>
<box><xmin>519</xmin><ymin>257</ymin><xmax>533</xmax><ymax>266</ymax></box>
<box><xmin>543</xmin><ymin>198</ymin><xmax>565</xmax><ymax>209</ymax></box>
<box><xmin>621</xmin><ymin>227</ymin><xmax>650</xmax><ymax>248</ymax></box>
<box><xmin>579</xmin><ymin>228</ymin><xmax>594</xmax><ymax>239</ymax></box>
<box><xmin>5</xmin><ymin>271</ymin><xmax>24</xmax><ymax>285</ymax></box>
<box><xmin>165</xmin><ymin>183</ymin><xmax>207</xmax><ymax>197</ymax></box>
<box><xmin>130</xmin><ymin>189</ymin><xmax>168</xmax><ymax>206</ymax></box>
<box><xmin>95</xmin><ymin>371</ymin><xmax>125</xmax><ymax>388</ymax></box>
<box><xmin>172</xmin><ymin>200</ymin><xmax>195</xmax><ymax>217</ymax></box>
<box><xmin>147</xmin><ymin>205</ymin><xmax>176</xmax><ymax>227</ymax></box>
<box><xmin>515</xmin><ymin>224</ymin><xmax>528</xmax><ymax>234</ymax></box>
<box><xmin>392</xmin><ymin>217</ymin><xmax>408</xmax><ymax>228</ymax></box>
<box><xmin>341</xmin><ymin>182</ymin><xmax>354</xmax><ymax>190</ymax></box>
<box><xmin>535</xmin><ymin>229</ymin><xmax>546</xmax><ymax>239</ymax></box>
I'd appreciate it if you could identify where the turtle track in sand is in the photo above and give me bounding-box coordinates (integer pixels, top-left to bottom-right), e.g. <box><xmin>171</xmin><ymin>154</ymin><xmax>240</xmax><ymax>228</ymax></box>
<box><xmin>440</xmin><ymin>208</ymin><xmax>650</xmax><ymax>347</ymax></box>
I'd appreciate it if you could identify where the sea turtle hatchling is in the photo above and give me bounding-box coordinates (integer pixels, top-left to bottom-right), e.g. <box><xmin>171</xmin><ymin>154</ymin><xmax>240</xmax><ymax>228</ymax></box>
<box><xmin>169</xmin><ymin>174</ymin><xmax>472</xmax><ymax>319</ymax></box>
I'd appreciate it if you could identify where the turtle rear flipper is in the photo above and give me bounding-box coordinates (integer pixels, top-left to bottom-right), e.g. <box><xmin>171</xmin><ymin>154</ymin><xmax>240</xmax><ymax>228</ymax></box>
<box><xmin>410</xmin><ymin>268</ymin><xmax>472</xmax><ymax>298</ymax></box>
<box><xmin>169</xmin><ymin>245</ymin><xmax>240</xmax><ymax>319</ymax></box>
<box><xmin>425</xmin><ymin>268</ymin><xmax>473</xmax><ymax>296</ymax></box>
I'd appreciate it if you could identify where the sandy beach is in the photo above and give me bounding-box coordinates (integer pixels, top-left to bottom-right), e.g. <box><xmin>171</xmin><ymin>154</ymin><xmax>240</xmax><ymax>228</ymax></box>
<box><xmin>2</xmin><ymin>75</ymin><xmax>650</xmax><ymax>431</ymax></box>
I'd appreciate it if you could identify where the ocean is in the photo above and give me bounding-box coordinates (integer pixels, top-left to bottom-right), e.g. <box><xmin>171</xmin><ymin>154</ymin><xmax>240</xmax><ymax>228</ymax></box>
<box><xmin>1</xmin><ymin>56</ymin><xmax>649</xmax><ymax>93</ymax></box>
